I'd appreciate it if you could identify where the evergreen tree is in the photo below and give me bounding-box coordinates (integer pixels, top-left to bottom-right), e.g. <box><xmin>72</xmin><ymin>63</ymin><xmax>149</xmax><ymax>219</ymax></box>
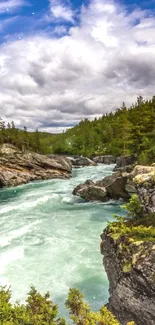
<box><xmin>0</xmin><ymin>95</ymin><xmax>154</xmax><ymax>162</ymax></box>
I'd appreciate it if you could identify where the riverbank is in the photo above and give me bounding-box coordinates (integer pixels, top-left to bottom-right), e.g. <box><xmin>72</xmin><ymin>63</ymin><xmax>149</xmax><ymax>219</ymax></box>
<box><xmin>0</xmin><ymin>144</ymin><xmax>72</xmax><ymax>187</ymax></box>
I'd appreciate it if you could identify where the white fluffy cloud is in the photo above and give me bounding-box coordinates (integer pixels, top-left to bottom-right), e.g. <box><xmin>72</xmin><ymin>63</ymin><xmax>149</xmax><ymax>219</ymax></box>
<box><xmin>0</xmin><ymin>0</ymin><xmax>155</xmax><ymax>132</ymax></box>
<box><xmin>49</xmin><ymin>0</ymin><xmax>74</xmax><ymax>23</ymax></box>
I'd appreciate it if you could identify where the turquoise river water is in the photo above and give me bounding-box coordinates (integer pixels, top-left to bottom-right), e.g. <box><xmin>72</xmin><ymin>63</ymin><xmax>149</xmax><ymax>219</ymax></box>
<box><xmin>0</xmin><ymin>164</ymin><xmax>124</xmax><ymax>316</ymax></box>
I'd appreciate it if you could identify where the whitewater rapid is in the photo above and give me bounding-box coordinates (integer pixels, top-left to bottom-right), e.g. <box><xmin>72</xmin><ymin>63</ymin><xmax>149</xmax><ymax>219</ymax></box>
<box><xmin>0</xmin><ymin>164</ymin><xmax>124</xmax><ymax>314</ymax></box>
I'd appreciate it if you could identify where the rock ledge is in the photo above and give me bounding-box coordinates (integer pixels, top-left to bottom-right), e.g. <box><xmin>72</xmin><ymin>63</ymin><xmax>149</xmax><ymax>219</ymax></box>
<box><xmin>0</xmin><ymin>144</ymin><xmax>72</xmax><ymax>187</ymax></box>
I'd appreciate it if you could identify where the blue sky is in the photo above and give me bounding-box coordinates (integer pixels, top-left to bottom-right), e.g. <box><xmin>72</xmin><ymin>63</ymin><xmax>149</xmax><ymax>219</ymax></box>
<box><xmin>0</xmin><ymin>0</ymin><xmax>83</xmax><ymax>42</ymax></box>
<box><xmin>0</xmin><ymin>0</ymin><xmax>155</xmax><ymax>42</ymax></box>
<box><xmin>0</xmin><ymin>0</ymin><xmax>155</xmax><ymax>132</ymax></box>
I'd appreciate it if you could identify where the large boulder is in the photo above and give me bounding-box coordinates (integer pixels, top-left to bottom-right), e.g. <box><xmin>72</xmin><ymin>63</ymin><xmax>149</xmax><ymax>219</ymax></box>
<box><xmin>68</xmin><ymin>156</ymin><xmax>96</xmax><ymax>167</ymax></box>
<box><xmin>0</xmin><ymin>144</ymin><xmax>72</xmax><ymax>188</ymax></box>
<box><xmin>96</xmin><ymin>171</ymin><xmax>122</xmax><ymax>187</ymax></box>
<box><xmin>105</xmin><ymin>174</ymin><xmax>130</xmax><ymax>200</ymax></box>
<box><xmin>92</xmin><ymin>155</ymin><xmax>116</xmax><ymax>164</ymax></box>
<box><xmin>73</xmin><ymin>180</ymin><xmax>108</xmax><ymax>202</ymax></box>
<box><xmin>73</xmin><ymin>164</ymin><xmax>155</xmax><ymax>205</ymax></box>
<box><xmin>130</xmin><ymin>165</ymin><xmax>155</xmax><ymax>178</ymax></box>
<box><xmin>73</xmin><ymin>172</ymin><xmax>130</xmax><ymax>202</ymax></box>
<box><xmin>114</xmin><ymin>155</ymin><xmax>137</xmax><ymax>172</ymax></box>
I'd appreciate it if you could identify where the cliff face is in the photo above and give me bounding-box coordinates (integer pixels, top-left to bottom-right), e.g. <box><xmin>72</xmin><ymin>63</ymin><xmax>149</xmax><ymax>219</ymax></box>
<box><xmin>131</xmin><ymin>165</ymin><xmax>155</xmax><ymax>215</ymax></box>
<box><xmin>0</xmin><ymin>144</ymin><xmax>72</xmax><ymax>187</ymax></box>
<box><xmin>101</xmin><ymin>226</ymin><xmax>155</xmax><ymax>325</ymax></box>
<box><xmin>100</xmin><ymin>164</ymin><xmax>155</xmax><ymax>325</ymax></box>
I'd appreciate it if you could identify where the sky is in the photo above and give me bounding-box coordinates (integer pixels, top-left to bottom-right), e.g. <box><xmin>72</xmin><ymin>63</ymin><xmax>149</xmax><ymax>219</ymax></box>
<box><xmin>0</xmin><ymin>0</ymin><xmax>155</xmax><ymax>132</ymax></box>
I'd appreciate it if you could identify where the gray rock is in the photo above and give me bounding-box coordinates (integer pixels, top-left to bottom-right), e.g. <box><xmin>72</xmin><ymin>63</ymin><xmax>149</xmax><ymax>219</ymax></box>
<box><xmin>101</xmin><ymin>230</ymin><xmax>155</xmax><ymax>325</ymax></box>
<box><xmin>114</xmin><ymin>164</ymin><xmax>134</xmax><ymax>173</ymax></box>
<box><xmin>137</xmin><ymin>184</ymin><xmax>155</xmax><ymax>214</ymax></box>
<box><xmin>75</xmin><ymin>185</ymin><xmax>107</xmax><ymax>202</ymax></box>
<box><xmin>114</xmin><ymin>155</ymin><xmax>137</xmax><ymax>172</ymax></box>
<box><xmin>130</xmin><ymin>165</ymin><xmax>155</xmax><ymax>178</ymax></box>
<box><xmin>96</xmin><ymin>171</ymin><xmax>122</xmax><ymax>187</ymax></box>
<box><xmin>69</xmin><ymin>156</ymin><xmax>96</xmax><ymax>167</ymax></box>
<box><xmin>92</xmin><ymin>155</ymin><xmax>116</xmax><ymax>164</ymax></box>
<box><xmin>73</xmin><ymin>179</ymin><xmax>108</xmax><ymax>202</ymax></box>
<box><xmin>130</xmin><ymin>165</ymin><xmax>155</xmax><ymax>214</ymax></box>
<box><xmin>73</xmin><ymin>172</ymin><xmax>130</xmax><ymax>202</ymax></box>
<box><xmin>73</xmin><ymin>164</ymin><xmax>155</xmax><ymax>211</ymax></box>
<box><xmin>125</xmin><ymin>181</ymin><xmax>137</xmax><ymax>195</ymax></box>
<box><xmin>0</xmin><ymin>144</ymin><xmax>72</xmax><ymax>187</ymax></box>
<box><xmin>106</xmin><ymin>174</ymin><xmax>130</xmax><ymax>200</ymax></box>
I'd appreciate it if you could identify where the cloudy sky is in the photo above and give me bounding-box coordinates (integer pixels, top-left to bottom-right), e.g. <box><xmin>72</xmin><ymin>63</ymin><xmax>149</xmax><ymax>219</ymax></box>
<box><xmin>0</xmin><ymin>0</ymin><xmax>155</xmax><ymax>132</ymax></box>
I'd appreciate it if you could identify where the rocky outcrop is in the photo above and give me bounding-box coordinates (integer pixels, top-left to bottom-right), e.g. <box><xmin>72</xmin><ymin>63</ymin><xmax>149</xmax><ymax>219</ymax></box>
<box><xmin>73</xmin><ymin>165</ymin><xmax>155</xmax><ymax>211</ymax></box>
<box><xmin>92</xmin><ymin>155</ymin><xmax>116</xmax><ymax>164</ymax></box>
<box><xmin>100</xmin><ymin>164</ymin><xmax>155</xmax><ymax>325</ymax></box>
<box><xmin>130</xmin><ymin>165</ymin><xmax>155</xmax><ymax>178</ymax></box>
<box><xmin>72</xmin><ymin>179</ymin><xmax>108</xmax><ymax>201</ymax></box>
<box><xmin>0</xmin><ymin>144</ymin><xmax>72</xmax><ymax>187</ymax></box>
<box><xmin>73</xmin><ymin>172</ymin><xmax>130</xmax><ymax>201</ymax></box>
<box><xmin>101</xmin><ymin>219</ymin><xmax>155</xmax><ymax>325</ymax></box>
<box><xmin>131</xmin><ymin>166</ymin><xmax>155</xmax><ymax>214</ymax></box>
<box><xmin>114</xmin><ymin>155</ymin><xmax>137</xmax><ymax>172</ymax></box>
<box><xmin>68</xmin><ymin>156</ymin><xmax>97</xmax><ymax>167</ymax></box>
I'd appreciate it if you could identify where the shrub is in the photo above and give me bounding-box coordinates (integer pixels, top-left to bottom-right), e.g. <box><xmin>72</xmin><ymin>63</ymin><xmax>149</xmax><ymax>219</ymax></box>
<box><xmin>108</xmin><ymin>213</ymin><xmax>155</xmax><ymax>243</ymax></box>
<box><xmin>123</xmin><ymin>194</ymin><xmax>143</xmax><ymax>218</ymax></box>
<box><xmin>0</xmin><ymin>286</ymin><xmax>134</xmax><ymax>325</ymax></box>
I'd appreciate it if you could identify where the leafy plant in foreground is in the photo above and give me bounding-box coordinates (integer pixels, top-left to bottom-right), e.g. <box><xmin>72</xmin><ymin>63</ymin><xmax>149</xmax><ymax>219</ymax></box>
<box><xmin>0</xmin><ymin>286</ymin><xmax>134</xmax><ymax>325</ymax></box>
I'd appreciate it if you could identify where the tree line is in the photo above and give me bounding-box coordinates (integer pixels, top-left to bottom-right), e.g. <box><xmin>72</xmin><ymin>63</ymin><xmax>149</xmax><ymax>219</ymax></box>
<box><xmin>0</xmin><ymin>95</ymin><xmax>155</xmax><ymax>163</ymax></box>
<box><xmin>0</xmin><ymin>120</ymin><xmax>55</xmax><ymax>154</ymax></box>
<box><xmin>52</xmin><ymin>96</ymin><xmax>155</xmax><ymax>164</ymax></box>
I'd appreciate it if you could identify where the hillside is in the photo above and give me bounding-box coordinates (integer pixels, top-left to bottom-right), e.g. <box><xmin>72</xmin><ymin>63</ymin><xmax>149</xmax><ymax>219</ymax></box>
<box><xmin>0</xmin><ymin>121</ymin><xmax>56</xmax><ymax>154</ymax></box>
<box><xmin>0</xmin><ymin>96</ymin><xmax>155</xmax><ymax>164</ymax></box>
<box><xmin>52</xmin><ymin>96</ymin><xmax>155</xmax><ymax>164</ymax></box>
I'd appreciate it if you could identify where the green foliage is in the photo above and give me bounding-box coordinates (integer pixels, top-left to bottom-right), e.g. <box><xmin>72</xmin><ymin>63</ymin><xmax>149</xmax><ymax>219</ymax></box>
<box><xmin>0</xmin><ymin>120</ymin><xmax>56</xmax><ymax>154</ymax></box>
<box><xmin>50</xmin><ymin>96</ymin><xmax>155</xmax><ymax>161</ymax></box>
<box><xmin>0</xmin><ymin>287</ymin><xmax>12</xmax><ymax>324</ymax></box>
<box><xmin>66</xmin><ymin>288</ymin><xmax>97</xmax><ymax>325</ymax></box>
<box><xmin>123</xmin><ymin>194</ymin><xmax>143</xmax><ymax>218</ymax></box>
<box><xmin>98</xmin><ymin>306</ymin><xmax>122</xmax><ymax>325</ymax></box>
<box><xmin>0</xmin><ymin>286</ymin><xmax>67</xmax><ymax>325</ymax></box>
<box><xmin>0</xmin><ymin>287</ymin><xmax>134</xmax><ymax>325</ymax></box>
<box><xmin>0</xmin><ymin>95</ymin><xmax>155</xmax><ymax>160</ymax></box>
<box><xmin>107</xmin><ymin>213</ymin><xmax>155</xmax><ymax>243</ymax></box>
<box><xmin>106</xmin><ymin>213</ymin><xmax>155</xmax><ymax>274</ymax></box>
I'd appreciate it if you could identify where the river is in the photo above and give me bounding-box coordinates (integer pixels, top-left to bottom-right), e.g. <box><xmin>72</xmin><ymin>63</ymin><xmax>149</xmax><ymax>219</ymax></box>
<box><xmin>0</xmin><ymin>164</ymin><xmax>124</xmax><ymax>316</ymax></box>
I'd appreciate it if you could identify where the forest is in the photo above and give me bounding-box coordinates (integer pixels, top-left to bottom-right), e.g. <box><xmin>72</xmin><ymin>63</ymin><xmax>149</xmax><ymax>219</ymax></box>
<box><xmin>0</xmin><ymin>96</ymin><xmax>155</xmax><ymax>164</ymax></box>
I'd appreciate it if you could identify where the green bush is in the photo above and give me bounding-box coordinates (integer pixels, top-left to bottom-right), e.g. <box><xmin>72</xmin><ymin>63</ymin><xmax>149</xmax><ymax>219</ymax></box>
<box><xmin>0</xmin><ymin>287</ymin><xmax>134</xmax><ymax>325</ymax></box>
<box><xmin>108</xmin><ymin>216</ymin><xmax>155</xmax><ymax>243</ymax></box>
<box><xmin>123</xmin><ymin>194</ymin><xmax>143</xmax><ymax>218</ymax></box>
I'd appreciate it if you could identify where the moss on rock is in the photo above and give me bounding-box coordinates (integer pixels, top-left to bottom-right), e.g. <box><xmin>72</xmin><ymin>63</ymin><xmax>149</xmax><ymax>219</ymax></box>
<box><xmin>105</xmin><ymin>213</ymin><xmax>155</xmax><ymax>273</ymax></box>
